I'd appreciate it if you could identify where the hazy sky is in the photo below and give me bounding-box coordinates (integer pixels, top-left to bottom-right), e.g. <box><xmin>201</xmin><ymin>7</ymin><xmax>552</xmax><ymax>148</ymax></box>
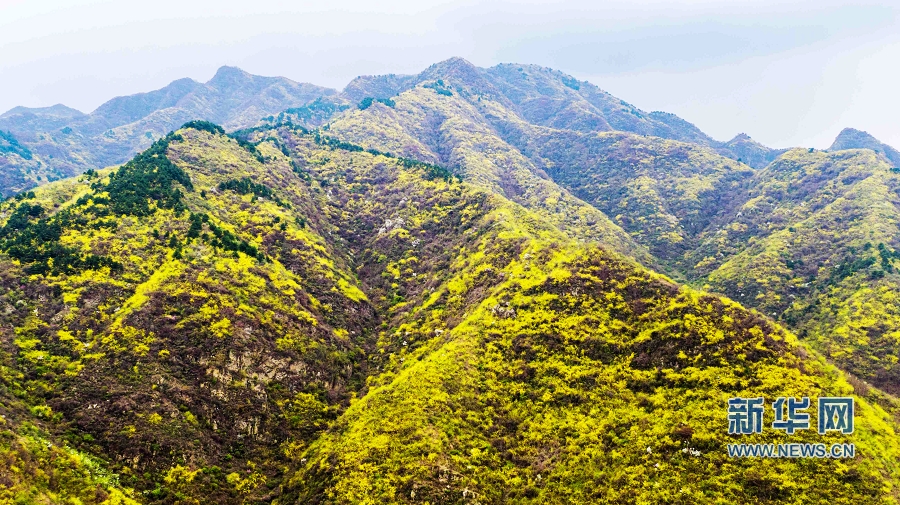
<box><xmin>1</xmin><ymin>0</ymin><xmax>898</xmax><ymax>149</ymax></box>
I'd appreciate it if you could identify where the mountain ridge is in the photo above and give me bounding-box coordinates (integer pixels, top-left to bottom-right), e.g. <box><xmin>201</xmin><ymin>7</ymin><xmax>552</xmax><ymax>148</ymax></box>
<box><xmin>8</xmin><ymin>58</ymin><xmax>888</xmax><ymax>201</ymax></box>
<box><xmin>0</xmin><ymin>67</ymin><xmax>336</xmax><ymax>197</ymax></box>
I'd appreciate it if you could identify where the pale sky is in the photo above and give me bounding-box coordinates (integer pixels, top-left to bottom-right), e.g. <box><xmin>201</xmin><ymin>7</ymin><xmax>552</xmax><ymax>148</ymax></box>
<box><xmin>1</xmin><ymin>0</ymin><xmax>898</xmax><ymax>149</ymax></box>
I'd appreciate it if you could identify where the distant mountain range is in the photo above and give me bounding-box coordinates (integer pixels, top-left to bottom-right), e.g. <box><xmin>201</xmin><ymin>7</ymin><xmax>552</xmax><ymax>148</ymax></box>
<box><xmin>6</xmin><ymin>59</ymin><xmax>867</xmax><ymax>199</ymax></box>
<box><xmin>0</xmin><ymin>66</ymin><xmax>333</xmax><ymax>195</ymax></box>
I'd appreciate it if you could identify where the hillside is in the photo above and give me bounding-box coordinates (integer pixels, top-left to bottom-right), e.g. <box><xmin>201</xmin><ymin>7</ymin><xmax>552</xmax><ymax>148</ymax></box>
<box><xmin>513</xmin><ymin>128</ymin><xmax>755</xmax><ymax>266</ymax></box>
<box><xmin>296</xmin><ymin>58</ymin><xmax>786</xmax><ymax>169</ymax></box>
<box><xmin>319</xmin><ymin>63</ymin><xmax>900</xmax><ymax>397</ymax></box>
<box><xmin>0</xmin><ymin>121</ymin><xmax>898</xmax><ymax>503</ymax></box>
<box><xmin>686</xmin><ymin>148</ymin><xmax>900</xmax><ymax>393</ymax></box>
<box><xmin>324</xmin><ymin>74</ymin><xmax>653</xmax><ymax>265</ymax></box>
<box><xmin>0</xmin><ymin>68</ymin><xmax>335</xmax><ymax>197</ymax></box>
<box><xmin>322</xmin><ymin>61</ymin><xmax>760</xmax><ymax>273</ymax></box>
<box><xmin>298</xmin><ymin>58</ymin><xmax>729</xmax><ymax>150</ymax></box>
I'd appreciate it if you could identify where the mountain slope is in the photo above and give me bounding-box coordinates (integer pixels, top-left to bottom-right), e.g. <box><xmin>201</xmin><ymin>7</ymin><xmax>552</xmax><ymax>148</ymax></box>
<box><xmin>325</xmin><ymin>78</ymin><xmax>654</xmax><ymax>265</ymax></box>
<box><xmin>287</xmin><ymin>241</ymin><xmax>900</xmax><ymax>503</ymax></box>
<box><xmin>0</xmin><ymin>68</ymin><xmax>335</xmax><ymax>197</ymax></box>
<box><xmin>0</xmin><ymin>124</ymin><xmax>381</xmax><ymax>502</ymax></box>
<box><xmin>688</xmin><ymin>148</ymin><xmax>900</xmax><ymax>393</ymax></box>
<box><xmin>1</xmin><ymin>345</ymin><xmax>141</xmax><ymax>504</ymax></box>
<box><xmin>287</xmin><ymin>57</ymin><xmax>900</xmax><ymax>403</ymax></box>
<box><xmin>323</xmin><ymin>61</ymin><xmax>767</xmax><ymax>272</ymax></box>
<box><xmin>310</xmin><ymin>58</ymin><xmax>784</xmax><ymax>170</ymax></box>
<box><xmin>315</xmin><ymin>58</ymin><xmax>721</xmax><ymax>149</ymax></box>
<box><xmin>317</xmin><ymin>60</ymin><xmax>900</xmax><ymax>421</ymax></box>
<box><xmin>1</xmin><ymin>121</ymin><xmax>899</xmax><ymax>503</ymax></box>
<box><xmin>518</xmin><ymin>129</ymin><xmax>755</xmax><ymax>266</ymax></box>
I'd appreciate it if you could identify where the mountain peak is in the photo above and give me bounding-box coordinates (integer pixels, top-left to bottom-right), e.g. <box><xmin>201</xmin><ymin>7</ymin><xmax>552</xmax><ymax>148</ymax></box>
<box><xmin>1</xmin><ymin>103</ymin><xmax>85</xmax><ymax>119</ymax></box>
<box><xmin>829</xmin><ymin>127</ymin><xmax>900</xmax><ymax>165</ymax></box>
<box><xmin>428</xmin><ymin>56</ymin><xmax>476</xmax><ymax>71</ymax></box>
<box><xmin>207</xmin><ymin>65</ymin><xmax>255</xmax><ymax>87</ymax></box>
<box><xmin>418</xmin><ymin>56</ymin><xmax>497</xmax><ymax>95</ymax></box>
<box><xmin>728</xmin><ymin>133</ymin><xmax>753</xmax><ymax>143</ymax></box>
<box><xmin>421</xmin><ymin>57</ymin><xmax>481</xmax><ymax>80</ymax></box>
<box><xmin>831</xmin><ymin>127</ymin><xmax>875</xmax><ymax>146</ymax></box>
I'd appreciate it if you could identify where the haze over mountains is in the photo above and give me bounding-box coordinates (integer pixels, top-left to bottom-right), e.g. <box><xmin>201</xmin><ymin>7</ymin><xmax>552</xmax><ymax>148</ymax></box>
<box><xmin>3</xmin><ymin>57</ymin><xmax>900</xmax><ymax>503</ymax></box>
<box><xmin>0</xmin><ymin>66</ymin><xmax>333</xmax><ymax>196</ymax></box>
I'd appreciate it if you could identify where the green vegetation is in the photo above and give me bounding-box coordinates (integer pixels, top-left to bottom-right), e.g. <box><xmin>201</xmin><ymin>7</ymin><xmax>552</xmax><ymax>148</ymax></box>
<box><xmin>423</xmin><ymin>79</ymin><xmax>453</xmax><ymax>96</ymax></box>
<box><xmin>279</xmin><ymin>99</ymin><xmax>349</xmax><ymax>127</ymax></box>
<box><xmin>0</xmin><ymin>116</ymin><xmax>898</xmax><ymax>504</ymax></box>
<box><xmin>358</xmin><ymin>97</ymin><xmax>396</xmax><ymax>110</ymax></box>
<box><xmin>288</xmin><ymin>243</ymin><xmax>900</xmax><ymax>503</ymax></box>
<box><xmin>331</xmin><ymin>66</ymin><xmax>900</xmax><ymax>402</ymax></box>
<box><xmin>217</xmin><ymin>177</ymin><xmax>285</xmax><ymax>207</ymax></box>
<box><xmin>327</xmin><ymin>76</ymin><xmax>654</xmax><ymax>265</ymax></box>
<box><xmin>179</xmin><ymin>120</ymin><xmax>224</xmax><ymax>136</ymax></box>
<box><xmin>0</xmin><ymin>130</ymin><xmax>33</xmax><ymax>160</ymax></box>
<box><xmin>561</xmin><ymin>75</ymin><xmax>580</xmax><ymax>90</ymax></box>
<box><xmin>0</xmin><ymin>201</ymin><xmax>121</xmax><ymax>275</ymax></box>
<box><xmin>104</xmin><ymin>132</ymin><xmax>193</xmax><ymax>216</ymax></box>
<box><xmin>3</xmin><ymin>59</ymin><xmax>900</xmax><ymax>503</ymax></box>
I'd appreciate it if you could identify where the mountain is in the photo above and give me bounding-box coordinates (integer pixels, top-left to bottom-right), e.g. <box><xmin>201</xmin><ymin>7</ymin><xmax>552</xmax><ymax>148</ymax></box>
<box><xmin>0</xmin><ymin>104</ymin><xmax>86</xmax><ymax>126</ymax></box>
<box><xmin>4</xmin><ymin>57</ymin><xmax>900</xmax><ymax>502</ymax></box>
<box><xmin>322</xmin><ymin>62</ymin><xmax>654</xmax><ymax>266</ymax></box>
<box><xmin>315</xmin><ymin>58</ymin><xmax>720</xmax><ymax>147</ymax></box>
<box><xmin>518</xmin><ymin>129</ymin><xmax>755</xmax><ymax>266</ymax></box>
<box><xmin>716</xmin><ymin>133</ymin><xmax>789</xmax><ymax>169</ymax></box>
<box><xmin>829</xmin><ymin>127</ymin><xmax>900</xmax><ymax>166</ymax></box>
<box><xmin>289</xmin><ymin>58</ymin><xmax>785</xmax><ymax>169</ymax></box>
<box><xmin>317</xmin><ymin>58</ymin><xmax>756</xmax><ymax>272</ymax></box>
<box><xmin>0</xmin><ymin>67</ymin><xmax>335</xmax><ymax>197</ymax></box>
<box><xmin>309</xmin><ymin>58</ymin><xmax>900</xmax><ymax>397</ymax></box>
<box><xmin>0</xmin><ymin>59</ymin><xmax>789</xmax><ymax>199</ymax></box>
<box><xmin>686</xmin><ymin>147</ymin><xmax>900</xmax><ymax>393</ymax></box>
<box><xmin>1</xmin><ymin>120</ymin><xmax>899</xmax><ymax>503</ymax></box>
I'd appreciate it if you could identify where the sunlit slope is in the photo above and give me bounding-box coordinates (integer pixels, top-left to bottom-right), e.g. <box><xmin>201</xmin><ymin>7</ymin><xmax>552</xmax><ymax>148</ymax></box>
<box><xmin>690</xmin><ymin>148</ymin><xmax>900</xmax><ymax>394</ymax></box>
<box><xmin>0</xmin><ymin>121</ymin><xmax>594</xmax><ymax>503</ymax></box>
<box><xmin>0</xmin><ymin>124</ymin><xmax>385</xmax><ymax>503</ymax></box>
<box><xmin>285</xmin><ymin>210</ymin><xmax>900</xmax><ymax>504</ymax></box>
<box><xmin>1</xmin><ymin>351</ymin><xmax>141</xmax><ymax>504</ymax></box>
